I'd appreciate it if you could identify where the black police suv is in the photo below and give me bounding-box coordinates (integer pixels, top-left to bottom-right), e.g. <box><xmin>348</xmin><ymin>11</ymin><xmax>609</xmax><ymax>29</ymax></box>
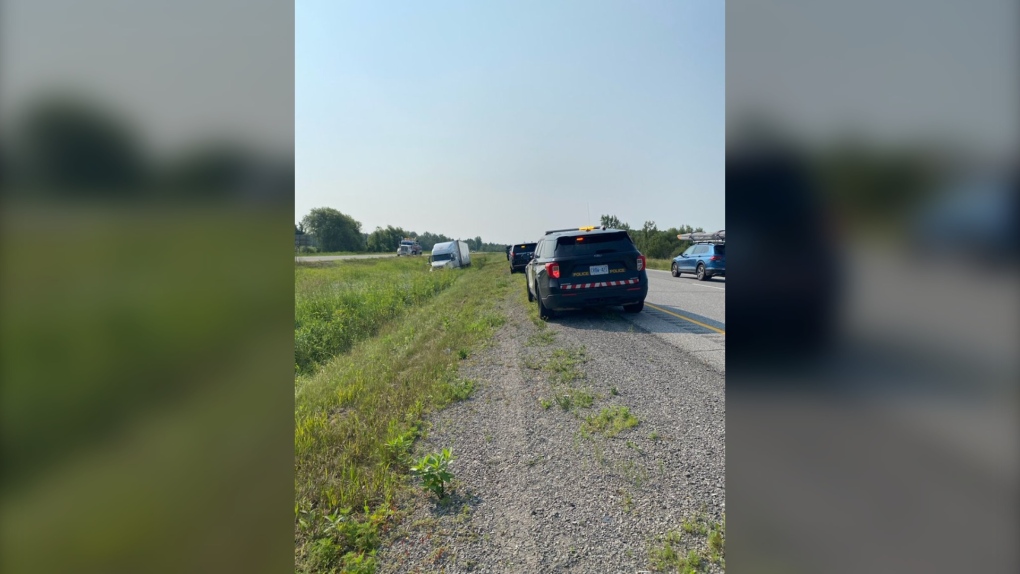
<box><xmin>525</xmin><ymin>227</ymin><xmax>648</xmax><ymax>320</ymax></box>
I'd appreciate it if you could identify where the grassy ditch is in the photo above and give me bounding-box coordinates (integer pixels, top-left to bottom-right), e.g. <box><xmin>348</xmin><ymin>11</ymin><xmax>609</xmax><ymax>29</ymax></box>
<box><xmin>2</xmin><ymin>207</ymin><xmax>291</xmax><ymax>490</ymax></box>
<box><xmin>645</xmin><ymin>257</ymin><xmax>673</xmax><ymax>271</ymax></box>
<box><xmin>294</xmin><ymin>254</ymin><xmax>509</xmax><ymax>573</ymax></box>
<box><xmin>295</xmin><ymin>257</ymin><xmax>457</xmax><ymax>374</ymax></box>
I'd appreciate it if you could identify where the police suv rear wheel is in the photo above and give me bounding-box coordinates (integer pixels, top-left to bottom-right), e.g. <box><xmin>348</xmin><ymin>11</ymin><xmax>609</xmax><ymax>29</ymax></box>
<box><xmin>537</xmin><ymin>291</ymin><xmax>554</xmax><ymax>320</ymax></box>
<box><xmin>623</xmin><ymin>300</ymin><xmax>644</xmax><ymax>313</ymax></box>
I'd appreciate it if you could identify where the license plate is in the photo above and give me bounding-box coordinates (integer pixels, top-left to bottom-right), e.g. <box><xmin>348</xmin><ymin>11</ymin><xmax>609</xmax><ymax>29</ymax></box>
<box><xmin>590</xmin><ymin>265</ymin><xmax>609</xmax><ymax>275</ymax></box>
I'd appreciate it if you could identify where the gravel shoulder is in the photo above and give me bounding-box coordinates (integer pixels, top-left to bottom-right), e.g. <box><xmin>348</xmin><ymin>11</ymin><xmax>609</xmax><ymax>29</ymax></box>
<box><xmin>376</xmin><ymin>286</ymin><xmax>726</xmax><ymax>573</ymax></box>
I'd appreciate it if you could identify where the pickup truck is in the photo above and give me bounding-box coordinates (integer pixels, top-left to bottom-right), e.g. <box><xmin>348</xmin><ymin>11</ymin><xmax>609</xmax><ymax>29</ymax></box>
<box><xmin>509</xmin><ymin>242</ymin><xmax>537</xmax><ymax>274</ymax></box>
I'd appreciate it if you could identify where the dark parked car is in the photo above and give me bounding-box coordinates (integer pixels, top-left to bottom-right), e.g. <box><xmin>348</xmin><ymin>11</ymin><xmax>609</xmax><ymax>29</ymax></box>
<box><xmin>726</xmin><ymin>149</ymin><xmax>843</xmax><ymax>371</ymax></box>
<box><xmin>525</xmin><ymin>227</ymin><xmax>648</xmax><ymax>320</ymax></box>
<box><xmin>509</xmin><ymin>242</ymin><xmax>537</xmax><ymax>273</ymax></box>
<box><xmin>672</xmin><ymin>241</ymin><xmax>725</xmax><ymax>280</ymax></box>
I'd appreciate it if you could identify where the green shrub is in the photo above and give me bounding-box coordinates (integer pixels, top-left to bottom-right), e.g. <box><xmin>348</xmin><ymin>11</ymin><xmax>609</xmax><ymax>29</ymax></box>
<box><xmin>584</xmin><ymin>406</ymin><xmax>639</xmax><ymax>437</ymax></box>
<box><xmin>442</xmin><ymin>379</ymin><xmax>475</xmax><ymax>402</ymax></box>
<box><xmin>544</xmin><ymin>346</ymin><xmax>587</xmax><ymax>384</ymax></box>
<box><xmin>410</xmin><ymin>448</ymin><xmax>454</xmax><ymax>498</ymax></box>
<box><xmin>340</xmin><ymin>551</ymin><xmax>376</xmax><ymax>574</ymax></box>
<box><xmin>648</xmin><ymin>513</ymin><xmax>725</xmax><ymax>572</ymax></box>
<box><xmin>308</xmin><ymin>537</ymin><xmax>340</xmax><ymax>571</ymax></box>
<box><xmin>383</xmin><ymin>424</ymin><xmax>418</xmax><ymax>464</ymax></box>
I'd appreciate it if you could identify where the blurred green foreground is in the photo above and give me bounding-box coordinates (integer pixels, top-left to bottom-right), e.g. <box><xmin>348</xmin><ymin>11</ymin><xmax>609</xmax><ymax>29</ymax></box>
<box><xmin>0</xmin><ymin>203</ymin><xmax>294</xmax><ymax>573</ymax></box>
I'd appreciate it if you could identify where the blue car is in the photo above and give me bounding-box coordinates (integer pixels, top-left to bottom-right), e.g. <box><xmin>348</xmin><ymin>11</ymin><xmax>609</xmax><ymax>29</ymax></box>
<box><xmin>672</xmin><ymin>242</ymin><xmax>725</xmax><ymax>281</ymax></box>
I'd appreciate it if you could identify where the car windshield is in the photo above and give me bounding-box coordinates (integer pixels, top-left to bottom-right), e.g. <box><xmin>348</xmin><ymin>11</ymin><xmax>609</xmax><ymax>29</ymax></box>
<box><xmin>432</xmin><ymin>253</ymin><xmax>454</xmax><ymax>261</ymax></box>
<box><xmin>515</xmin><ymin>243</ymin><xmax>536</xmax><ymax>252</ymax></box>
<box><xmin>554</xmin><ymin>232</ymin><xmax>633</xmax><ymax>256</ymax></box>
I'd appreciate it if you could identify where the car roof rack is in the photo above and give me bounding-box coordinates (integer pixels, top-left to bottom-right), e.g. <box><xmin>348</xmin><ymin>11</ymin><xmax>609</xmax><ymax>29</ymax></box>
<box><xmin>544</xmin><ymin>225</ymin><xmax>608</xmax><ymax>235</ymax></box>
<box><xmin>677</xmin><ymin>230</ymin><xmax>725</xmax><ymax>243</ymax></box>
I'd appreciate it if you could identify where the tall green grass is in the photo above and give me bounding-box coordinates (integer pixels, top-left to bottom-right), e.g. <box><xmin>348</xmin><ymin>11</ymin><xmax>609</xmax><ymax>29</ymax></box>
<box><xmin>294</xmin><ymin>254</ymin><xmax>508</xmax><ymax>572</ymax></box>
<box><xmin>1</xmin><ymin>206</ymin><xmax>294</xmax><ymax>573</ymax></box>
<box><xmin>2</xmin><ymin>208</ymin><xmax>292</xmax><ymax>489</ymax></box>
<box><xmin>295</xmin><ymin>258</ymin><xmax>457</xmax><ymax>374</ymax></box>
<box><xmin>645</xmin><ymin>257</ymin><xmax>673</xmax><ymax>271</ymax></box>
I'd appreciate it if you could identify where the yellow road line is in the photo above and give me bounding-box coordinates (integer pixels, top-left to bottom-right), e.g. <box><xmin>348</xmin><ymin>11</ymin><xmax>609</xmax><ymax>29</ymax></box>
<box><xmin>644</xmin><ymin>303</ymin><xmax>726</xmax><ymax>335</ymax></box>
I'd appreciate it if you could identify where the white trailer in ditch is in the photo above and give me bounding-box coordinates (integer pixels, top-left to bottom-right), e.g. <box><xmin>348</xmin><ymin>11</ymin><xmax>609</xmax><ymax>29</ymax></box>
<box><xmin>430</xmin><ymin>240</ymin><xmax>471</xmax><ymax>270</ymax></box>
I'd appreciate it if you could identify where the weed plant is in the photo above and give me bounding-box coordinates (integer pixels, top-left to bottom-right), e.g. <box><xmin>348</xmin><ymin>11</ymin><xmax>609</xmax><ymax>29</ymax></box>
<box><xmin>544</xmin><ymin>346</ymin><xmax>587</xmax><ymax>384</ymax></box>
<box><xmin>584</xmin><ymin>406</ymin><xmax>639</xmax><ymax>437</ymax></box>
<box><xmin>648</xmin><ymin>513</ymin><xmax>725</xmax><ymax>573</ymax></box>
<box><xmin>410</xmin><ymin>448</ymin><xmax>455</xmax><ymax>499</ymax></box>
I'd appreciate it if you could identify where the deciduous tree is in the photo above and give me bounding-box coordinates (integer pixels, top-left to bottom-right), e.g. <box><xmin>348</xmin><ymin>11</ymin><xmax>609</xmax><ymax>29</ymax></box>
<box><xmin>300</xmin><ymin>208</ymin><xmax>364</xmax><ymax>252</ymax></box>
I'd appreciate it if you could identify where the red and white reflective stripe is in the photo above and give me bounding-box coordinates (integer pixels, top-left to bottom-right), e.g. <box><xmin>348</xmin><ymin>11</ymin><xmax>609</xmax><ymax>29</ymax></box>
<box><xmin>561</xmin><ymin>277</ymin><xmax>640</xmax><ymax>290</ymax></box>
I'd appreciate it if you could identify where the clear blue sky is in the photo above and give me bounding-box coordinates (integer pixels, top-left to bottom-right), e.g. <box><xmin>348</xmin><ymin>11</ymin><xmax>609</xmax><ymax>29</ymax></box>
<box><xmin>296</xmin><ymin>0</ymin><xmax>724</xmax><ymax>245</ymax></box>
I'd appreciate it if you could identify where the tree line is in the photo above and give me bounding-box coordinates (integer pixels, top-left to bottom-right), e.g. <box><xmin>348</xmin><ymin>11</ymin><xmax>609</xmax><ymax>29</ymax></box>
<box><xmin>297</xmin><ymin>207</ymin><xmax>712</xmax><ymax>259</ymax></box>
<box><xmin>4</xmin><ymin>94</ymin><xmax>292</xmax><ymax>201</ymax></box>
<box><xmin>599</xmin><ymin>215</ymin><xmax>707</xmax><ymax>259</ymax></box>
<box><xmin>297</xmin><ymin>207</ymin><xmax>511</xmax><ymax>253</ymax></box>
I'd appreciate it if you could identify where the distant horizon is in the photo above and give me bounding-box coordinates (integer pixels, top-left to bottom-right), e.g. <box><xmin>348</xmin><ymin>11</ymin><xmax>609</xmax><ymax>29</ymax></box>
<box><xmin>297</xmin><ymin>1</ymin><xmax>724</xmax><ymax>245</ymax></box>
<box><xmin>296</xmin><ymin>205</ymin><xmax>720</xmax><ymax>247</ymax></box>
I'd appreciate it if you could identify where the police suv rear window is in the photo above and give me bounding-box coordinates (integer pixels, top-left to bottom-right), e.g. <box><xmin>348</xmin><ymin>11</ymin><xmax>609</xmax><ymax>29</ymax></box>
<box><xmin>554</xmin><ymin>231</ymin><xmax>633</xmax><ymax>255</ymax></box>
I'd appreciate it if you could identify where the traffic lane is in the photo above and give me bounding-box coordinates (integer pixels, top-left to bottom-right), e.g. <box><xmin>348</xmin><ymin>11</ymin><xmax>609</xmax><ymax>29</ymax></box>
<box><xmin>841</xmin><ymin>246</ymin><xmax>1019</xmax><ymax>382</ymax></box>
<box><xmin>644</xmin><ymin>269</ymin><xmax>725</xmax><ymax>326</ymax></box>
<box><xmin>295</xmin><ymin>253</ymin><xmax>398</xmax><ymax>262</ymax></box>
<box><xmin>653</xmin><ymin>268</ymin><xmax>726</xmax><ymax>288</ymax></box>
<box><xmin>728</xmin><ymin>394</ymin><xmax>1018</xmax><ymax>573</ymax></box>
